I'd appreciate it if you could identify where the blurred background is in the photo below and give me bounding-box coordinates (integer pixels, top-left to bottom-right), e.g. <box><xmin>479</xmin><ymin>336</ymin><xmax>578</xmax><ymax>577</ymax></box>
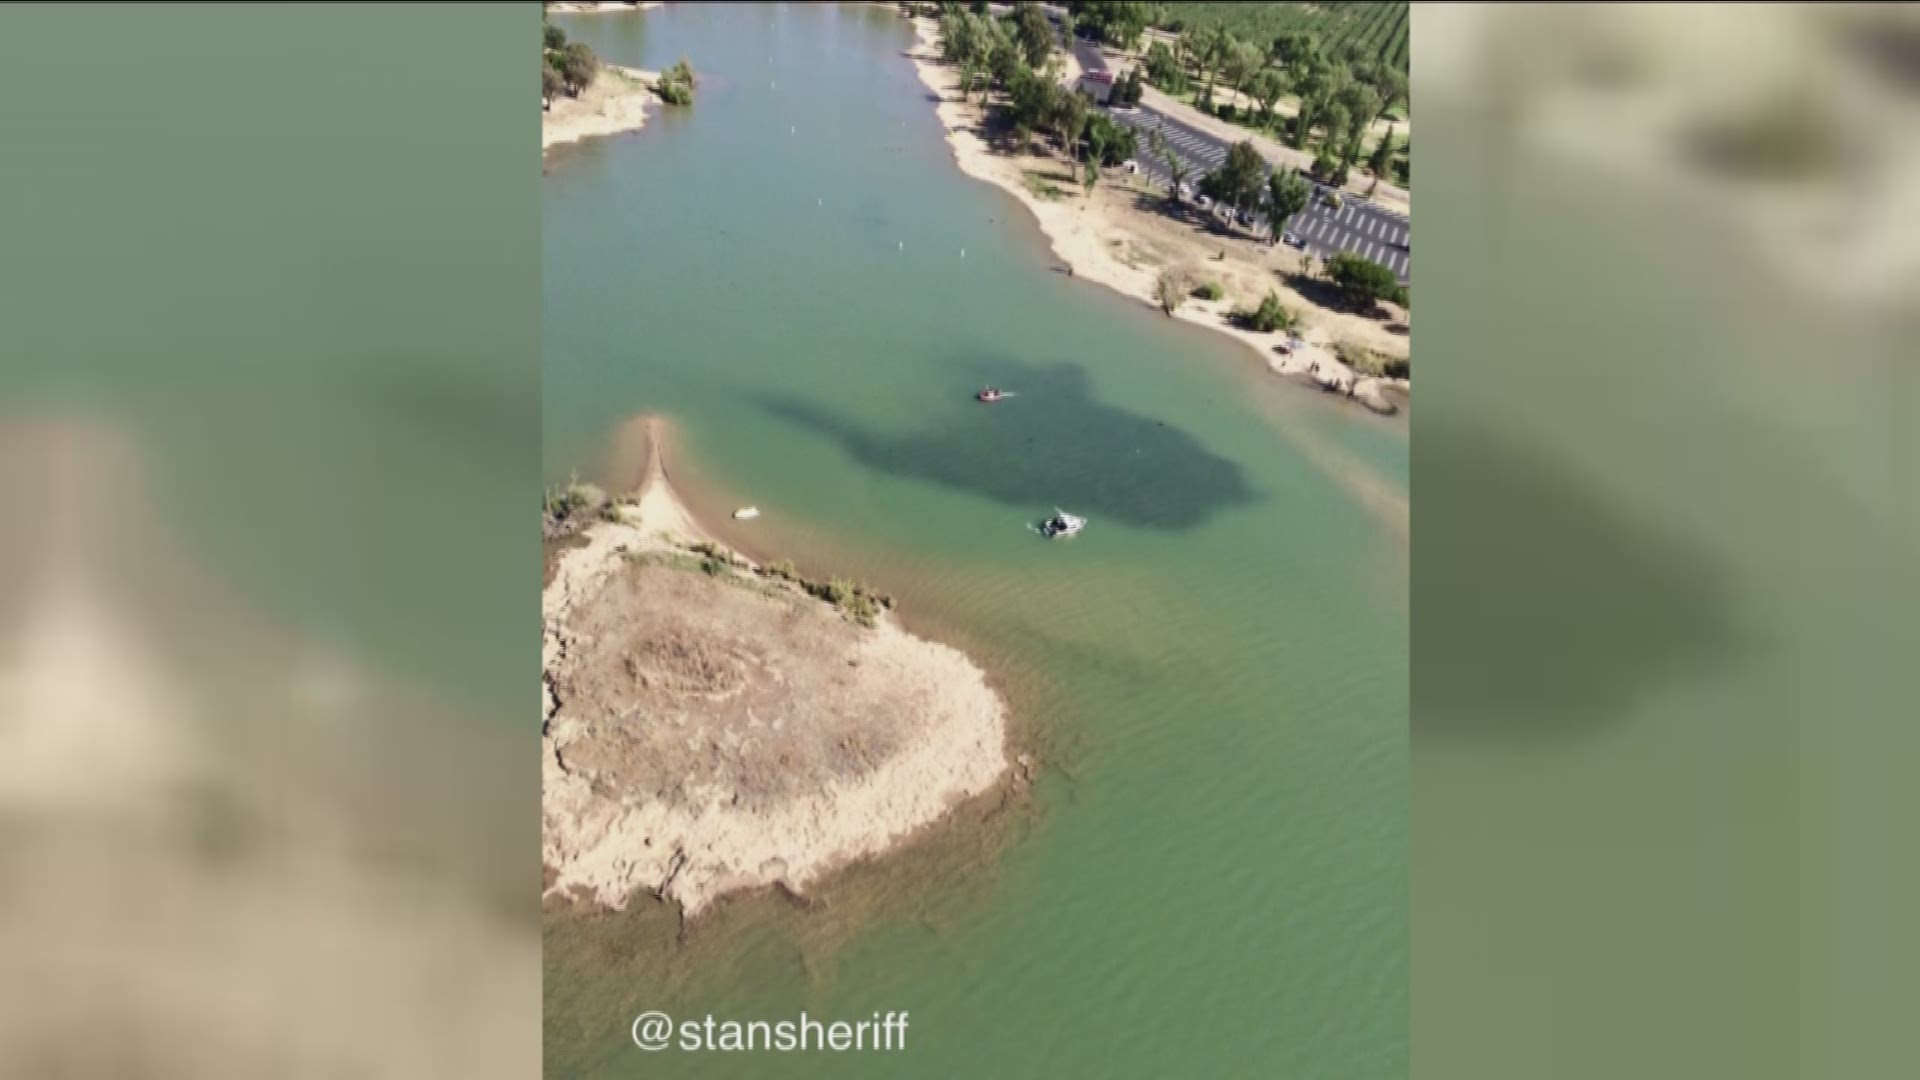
<box><xmin>0</xmin><ymin>5</ymin><xmax>539</xmax><ymax>1077</ymax></box>
<box><xmin>1413</xmin><ymin>4</ymin><xmax>1916</xmax><ymax>1079</ymax></box>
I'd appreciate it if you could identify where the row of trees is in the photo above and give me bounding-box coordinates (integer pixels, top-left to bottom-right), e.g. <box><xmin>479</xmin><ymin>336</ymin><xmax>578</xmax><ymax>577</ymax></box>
<box><xmin>938</xmin><ymin>2</ymin><xmax>1053</xmax><ymax>96</ymax></box>
<box><xmin>1072</xmin><ymin>1</ymin><xmax>1156</xmax><ymax>49</ymax></box>
<box><xmin>938</xmin><ymin>4</ymin><xmax>1136</xmax><ymax>192</ymax></box>
<box><xmin>1145</xmin><ymin>22</ymin><xmax>1408</xmax><ymax>187</ymax></box>
<box><xmin>1148</xmin><ymin>132</ymin><xmax>1308</xmax><ymax>245</ymax></box>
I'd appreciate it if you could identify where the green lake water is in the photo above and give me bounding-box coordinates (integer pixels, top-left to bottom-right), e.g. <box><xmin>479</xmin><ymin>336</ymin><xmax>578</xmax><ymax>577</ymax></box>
<box><xmin>544</xmin><ymin>6</ymin><xmax>1407</xmax><ymax>1076</ymax></box>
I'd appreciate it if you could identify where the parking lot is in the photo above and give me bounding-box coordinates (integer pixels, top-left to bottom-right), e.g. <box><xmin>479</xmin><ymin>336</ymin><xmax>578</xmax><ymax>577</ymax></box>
<box><xmin>1107</xmin><ymin>105</ymin><xmax>1410</xmax><ymax>281</ymax></box>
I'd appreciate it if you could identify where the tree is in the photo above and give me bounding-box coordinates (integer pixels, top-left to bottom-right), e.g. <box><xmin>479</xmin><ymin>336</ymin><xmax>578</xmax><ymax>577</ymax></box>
<box><xmin>984</xmin><ymin>16</ymin><xmax>1017</xmax><ymax>88</ymax></box>
<box><xmin>1054</xmin><ymin>90</ymin><xmax>1090</xmax><ymax>162</ymax></box>
<box><xmin>1163</xmin><ymin>148</ymin><xmax>1191</xmax><ymax>203</ymax></box>
<box><xmin>1198</xmin><ymin>139</ymin><xmax>1267</xmax><ymax>226</ymax></box>
<box><xmin>1180</xmin><ymin>26</ymin><xmax>1221</xmax><ymax>108</ymax></box>
<box><xmin>1368</xmin><ymin>123</ymin><xmax>1397</xmax><ymax>178</ymax></box>
<box><xmin>1269</xmin><ymin>30</ymin><xmax>1318</xmax><ymax>71</ymax></box>
<box><xmin>1248</xmin><ymin>68</ymin><xmax>1286</xmax><ymax>129</ymax></box>
<box><xmin>1196</xmin><ymin>29</ymin><xmax>1234</xmax><ymax>109</ymax></box>
<box><xmin>1290</xmin><ymin>62</ymin><xmax>1342</xmax><ymax>148</ymax></box>
<box><xmin>1321</xmin><ymin>101</ymin><xmax>1350</xmax><ymax>162</ymax></box>
<box><xmin>1234</xmin><ymin>290</ymin><xmax>1293</xmax><ymax>333</ymax></box>
<box><xmin>1222</xmin><ymin>39</ymin><xmax>1265</xmax><ymax>100</ymax></box>
<box><xmin>1143</xmin><ymin>41</ymin><xmax>1185</xmax><ymax>93</ymax></box>
<box><xmin>1149</xmin><ymin>127</ymin><xmax>1188</xmax><ymax>204</ymax></box>
<box><xmin>939</xmin><ymin>9</ymin><xmax>988</xmax><ymax>66</ymax></box>
<box><xmin>960</xmin><ymin>54</ymin><xmax>984</xmax><ymax>104</ymax></box>
<box><xmin>1110</xmin><ymin>66</ymin><xmax>1143</xmax><ymax>108</ymax></box>
<box><xmin>1074</xmin><ymin>1</ymin><xmax>1150</xmax><ymax>51</ymax></box>
<box><xmin>1311</xmin><ymin>147</ymin><xmax>1340</xmax><ymax>182</ymax></box>
<box><xmin>1336</xmin><ymin>84</ymin><xmax>1381</xmax><ymax>169</ymax></box>
<box><xmin>1012</xmin><ymin>2</ymin><xmax>1054</xmax><ymax>68</ymax></box>
<box><xmin>542</xmin><ymin>63</ymin><xmax>565</xmax><ymax>109</ymax></box>
<box><xmin>1372</xmin><ymin>69</ymin><xmax>1408</xmax><ymax>124</ymax></box>
<box><xmin>544</xmin><ymin>23</ymin><xmax>568</xmax><ymax>52</ymax></box>
<box><xmin>1082</xmin><ymin>154</ymin><xmax>1100</xmax><ymax>193</ymax></box>
<box><xmin>656</xmin><ymin>57</ymin><xmax>697</xmax><ymax>106</ymax></box>
<box><xmin>987</xmin><ymin>37</ymin><xmax>1023</xmax><ymax>100</ymax></box>
<box><xmin>1324</xmin><ymin>251</ymin><xmax>1407</xmax><ymax>311</ymax></box>
<box><xmin>1263</xmin><ymin>167</ymin><xmax>1309</xmax><ymax>242</ymax></box>
<box><xmin>1086</xmin><ymin>112</ymin><xmax>1136</xmax><ymax>165</ymax></box>
<box><xmin>560</xmin><ymin>42</ymin><xmax>599</xmax><ymax>97</ymax></box>
<box><xmin>1007</xmin><ymin>64</ymin><xmax>1059</xmax><ymax>136</ymax></box>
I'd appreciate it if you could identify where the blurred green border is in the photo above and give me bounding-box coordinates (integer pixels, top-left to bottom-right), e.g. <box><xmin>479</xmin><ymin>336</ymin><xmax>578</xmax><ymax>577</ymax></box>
<box><xmin>0</xmin><ymin>2</ymin><xmax>539</xmax><ymax>718</ymax></box>
<box><xmin>1411</xmin><ymin>7</ymin><xmax>1916</xmax><ymax>1079</ymax></box>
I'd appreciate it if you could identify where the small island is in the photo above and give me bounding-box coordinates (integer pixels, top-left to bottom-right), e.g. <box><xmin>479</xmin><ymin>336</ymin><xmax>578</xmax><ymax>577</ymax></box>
<box><xmin>542</xmin><ymin>420</ymin><xmax>1011</xmax><ymax>918</ymax></box>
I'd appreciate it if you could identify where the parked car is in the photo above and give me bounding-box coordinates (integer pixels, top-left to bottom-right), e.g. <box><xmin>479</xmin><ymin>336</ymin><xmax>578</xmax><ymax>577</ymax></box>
<box><xmin>1195</xmin><ymin>194</ymin><xmax>1212</xmax><ymax>209</ymax></box>
<box><xmin>1322</xmin><ymin>191</ymin><xmax>1343</xmax><ymax>209</ymax></box>
<box><xmin>1282</xmin><ymin>231</ymin><xmax>1305</xmax><ymax>248</ymax></box>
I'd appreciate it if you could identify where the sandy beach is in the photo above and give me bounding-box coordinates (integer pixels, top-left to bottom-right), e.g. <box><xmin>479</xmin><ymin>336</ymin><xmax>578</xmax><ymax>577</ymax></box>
<box><xmin>905</xmin><ymin>17</ymin><xmax>1408</xmax><ymax>414</ymax></box>
<box><xmin>542</xmin><ymin>64</ymin><xmax>661</xmax><ymax>154</ymax></box>
<box><xmin>542</xmin><ymin>419</ymin><xmax>1012</xmax><ymax>918</ymax></box>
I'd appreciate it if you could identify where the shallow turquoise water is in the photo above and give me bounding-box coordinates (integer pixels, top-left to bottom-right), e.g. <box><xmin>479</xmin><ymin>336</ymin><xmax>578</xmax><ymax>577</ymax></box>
<box><xmin>545</xmin><ymin>6</ymin><xmax>1406</xmax><ymax>1076</ymax></box>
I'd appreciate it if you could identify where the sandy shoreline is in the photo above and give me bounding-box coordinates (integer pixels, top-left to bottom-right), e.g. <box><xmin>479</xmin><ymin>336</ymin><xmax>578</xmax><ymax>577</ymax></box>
<box><xmin>903</xmin><ymin>17</ymin><xmax>1407</xmax><ymax>415</ymax></box>
<box><xmin>548</xmin><ymin>1</ymin><xmax>661</xmax><ymax>13</ymax></box>
<box><xmin>542</xmin><ymin>64</ymin><xmax>661</xmax><ymax>154</ymax></box>
<box><xmin>542</xmin><ymin>419</ymin><xmax>1012</xmax><ymax>918</ymax></box>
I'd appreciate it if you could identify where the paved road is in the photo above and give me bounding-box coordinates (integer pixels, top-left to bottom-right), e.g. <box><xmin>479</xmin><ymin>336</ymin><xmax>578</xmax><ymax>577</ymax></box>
<box><xmin>1063</xmin><ymin>25</ymin><xmax>1410</xmax><ymax>281</ymax></box>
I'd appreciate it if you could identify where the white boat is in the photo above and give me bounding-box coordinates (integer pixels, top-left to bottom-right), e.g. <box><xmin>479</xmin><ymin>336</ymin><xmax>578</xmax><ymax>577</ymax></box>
<box><xmin>1039</xmin><ymin>509</ymin><xmax>1085</xmax><ymax>539</ymax></box>
<box><xmin>732</xmin><ymin>506</ymin><xmax>760</xmax><ymax>520</ymax></box>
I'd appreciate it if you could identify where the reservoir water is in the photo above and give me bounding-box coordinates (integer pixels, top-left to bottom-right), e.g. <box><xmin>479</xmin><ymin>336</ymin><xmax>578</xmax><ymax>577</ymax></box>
<box><xmin>545</xmin><ymin>5</ymin><xmax>1406</xmax><ymax>1076</ymax></box>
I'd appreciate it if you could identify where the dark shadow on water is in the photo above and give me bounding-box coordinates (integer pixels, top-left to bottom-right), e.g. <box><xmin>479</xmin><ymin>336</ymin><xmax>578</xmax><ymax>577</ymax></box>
<box><xmin>751</xmin><ymin>358</ymin><xmax>1259</xmax><ymax>531</ymax></box>
<box><xmin>1413</xmin><ymin>420</ymin><xmax>1756</xmax><ymax>743</ymax></box>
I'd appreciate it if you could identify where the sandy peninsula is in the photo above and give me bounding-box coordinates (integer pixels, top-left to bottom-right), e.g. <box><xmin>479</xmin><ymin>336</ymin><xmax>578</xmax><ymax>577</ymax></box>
<box><xmin>542</xmin><ymin>419</ymin><xmax>1011</xmax><ymax>918</ymax></box>
<box><xmin>543</xmin><ymin>64</ymin><xmax>662</xmax><ymax>154</ymax></box>
<box><xmin>904</xmin><ymin>17</ymin><xmax>1408</xmax><ymax>415</ymax></box>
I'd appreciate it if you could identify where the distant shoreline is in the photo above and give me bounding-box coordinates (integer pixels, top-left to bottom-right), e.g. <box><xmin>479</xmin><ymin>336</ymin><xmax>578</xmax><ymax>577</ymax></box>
<box><xmin>547</xmin><ymin>1</ymin><xmax>661</xmax><ymax>14</ymax></box>
<box><xmin>902</xmin><ymin>15</ymin><xmax>1408</xmax><ymax>416</ymax></box>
